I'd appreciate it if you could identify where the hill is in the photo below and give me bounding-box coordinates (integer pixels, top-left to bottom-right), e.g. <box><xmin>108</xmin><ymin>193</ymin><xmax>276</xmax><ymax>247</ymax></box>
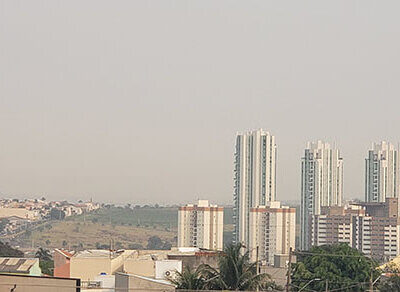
<box><xmin>16</xmin><ymin>221</ymin><xmax>175</xmax><ymax>250</ymax></box>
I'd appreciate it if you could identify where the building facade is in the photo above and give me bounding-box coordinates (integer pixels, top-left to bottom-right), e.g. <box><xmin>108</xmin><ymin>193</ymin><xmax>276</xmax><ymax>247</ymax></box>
<box><xmin>178</xmin><ymin>200</ymin><xmax>223</xmax><ymax>250</ymax></box>
<box><xmin>300</xmin><ymin>141</ymin><xmax>343</xmax><ymax>250</ymax></box>
<box><xmin>365</xmin><ymin>141</ymin><xmax>400</xmax><ymax>203</ymax></box>
<box><xmin>249</xmin><ymin>202</ymin><xmax>296</xmax><ymax>265</ymax></box>
<box><xmin>311</xmin><ymin>199</ymin><xmax>400</xmax><ymax>261</ymax></box>
<box><xmin>233</xmin><ymin>129</ymin><xmax>276</xmax><ymax>247</ymax></box>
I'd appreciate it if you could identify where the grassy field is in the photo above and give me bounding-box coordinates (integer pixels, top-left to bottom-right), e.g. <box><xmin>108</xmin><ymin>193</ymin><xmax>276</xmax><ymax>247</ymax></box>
<box><xmin>67</xmin><ymin>205</ymin><xmax>234</xmax><ymax>227</ymax></box>
<box><xmin>67</xmin><ymin>206</ymin><xmax>179</xmax><ymax>229</ymax></box>
<box><xmin>21</xmin><ymin>221</ymin><xmax>176</xmax><ymax>250</ymax></box>
<box><xmin>15</xmin><ymin>206</ymin><xmax>235</xmax><ymax>250</ymax></box>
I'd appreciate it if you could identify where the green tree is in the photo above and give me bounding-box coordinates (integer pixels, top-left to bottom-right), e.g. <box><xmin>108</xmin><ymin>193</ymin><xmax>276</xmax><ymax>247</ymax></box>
<box><xmin>39</xmin><ymin>260</ymin><xmax>54</xmax><ymax>276</ymax></box>
<box><xmin>128</xmin><ymin>243</ymin><xmax>143</xmax><ymax>250</ymax></box>
<box><xmin>50</xmin><ymin>208</ymin><xmax>65</xmax><ymax>220</ymax></box>
<box><xmin>201</xmin><ymin>243</ymin><xmax>278</xmax><ymax>291</ymax></box>
<box><xmin>146</xmin><ymin>236</ymin><xmax>171</xmax><ymax>250</ymax></box>
<box><xmin>35</xmin><ymin>248</ymin><xmax>51</xmax><ymax>261</ymax></box>
<box><xmin>35</xmin><ymin>247</ymin><xmax>53</xmax><ymax>275</ymax></box>
<box><xmin>292</xmin><ymin>244</ymin><xmax>378</xmax><ymax>291</ymax></box>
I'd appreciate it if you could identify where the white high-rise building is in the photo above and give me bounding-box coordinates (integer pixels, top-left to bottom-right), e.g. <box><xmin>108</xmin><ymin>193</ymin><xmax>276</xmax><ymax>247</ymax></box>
<box><xmin>178</xmin><ymin>200</ymin><xmax>224</xmax><ymax>250</ymax></box>
<box><xmin>300</xmin><ymin>141</ymin><xmax>343</xmax><ymax>250</ymax></box>
<box><xmin>249</xmin><ymin>201</ymin><xmax>296</xmax><ymax>265</ymax></box>
<box><xmin>233</xmin><ymin>129</ymin><xmax>276</xmax><ymax>247</ymax></box>
<box><xmin>365</xmin><ymin>141</ymin><xmax>400</xmax><ymax>203</ymax></box>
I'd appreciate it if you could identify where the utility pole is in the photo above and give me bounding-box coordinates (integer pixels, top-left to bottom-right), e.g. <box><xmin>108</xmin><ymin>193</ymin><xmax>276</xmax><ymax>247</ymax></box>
<box><xmin>256</xmin><ymin>246</ymin><xmax>259</xmax><ymax>291</ymax></box>
<box><xmin>370</xmin><ymin>270</ymin><xmax>373</xmax><ymax>292</ymax></box>
<box><xmin>286</xmin><ymin>247</ymin><xmax>292</xmax><ymax>292</ymax></box>
<box><xmin>256</xmin><ymin>246</ymin><xmax>259</xmax><ymax>274</ymax></box>
<box><xmin>325</xmin><ymin>279</ymin><xmax>329</xmax><ymax>292</ymax></box>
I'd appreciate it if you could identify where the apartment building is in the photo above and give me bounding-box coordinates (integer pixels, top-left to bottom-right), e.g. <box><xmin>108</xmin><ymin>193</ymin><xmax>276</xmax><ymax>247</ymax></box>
<box><xmin>365</xmin><ymin>141</ymin><xmax>400</xmax><ymax>202</ymax></box>
<box><xmin>249</xmin><ymin>201</ymin><xmax>296</xmax><ymax>265</ymax></box>
<box><xmin>300</xmin><ymin>141</ymin><xmax>344</xmax><ymax>250</ymax></box>
<box><xmin>311</xmin><ymin>205</ymin><xmax>364</xmax><ymax>247</ymax></box>
<box><xmin>233</xmin><ymin>129</ymin><xmax>276</xmax><ymax>248</ymax></box>
<box><xmin>311</xmin><ymin>198</ymin><xmax>400</xmax><ymax>261</ymax></box>
<box><xmin>178</xmin><ymin>200</ymin><xmax>223</xmax><ymax>250</ymax></box>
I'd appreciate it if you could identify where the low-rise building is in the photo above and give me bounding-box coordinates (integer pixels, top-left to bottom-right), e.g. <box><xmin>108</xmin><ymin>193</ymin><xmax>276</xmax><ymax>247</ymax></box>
<box><xmin>311</xmin><ymin>205</ymin><xmax>365</xmax><ymax>247</ymax></box>
<box><xmin>178</xmin><ymin>200</ymin><xmax>223</xmax><ymax>250</ymax></box>
<box><xmin>0</xmin><ymin>274</ymin><xmax>80</xmax><ymax>292</ymax></box>
<box><xmin>167</xmin><ymin>248</ymin><xmax>220</xmax><ymax>270</ymax></box>
<box><xmin>115</xmin><ymin>273</ymin><xmax>175</xmax><ymax>292</ymax></box>
<box><xmin>249</xmin><ymin>201</ymin><xmax>296</xmax><ymax>265</ymax></box>
<box><xmin>54</xmin><ymin>247</ymin><xmax>218</xmax><ymax>283</ymax></box>
<box><xmin>0</xmin><ymin>208</ymin><xmax>39</xmax><ymax>220</ymax></box>
<box><xmin>0</xmin><ymin>258</ymin><xmax>41</xmax><ymax>276</ymax></box>
<box><xmin>54</xmin><ymin>249</ymin><xmax>74</xmax><ymax>278</ymax></box>
<box><xmin>63</xmin><ymin>249</ymin><xmax>135</xmax><ymax>281</ymax></box>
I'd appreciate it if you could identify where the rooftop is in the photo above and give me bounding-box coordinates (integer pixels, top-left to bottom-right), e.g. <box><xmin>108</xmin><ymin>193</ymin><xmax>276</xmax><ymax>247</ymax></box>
<box><xmin>73</xmin><ymin>250</ymin><xmax>119</xmax><ymax>259</ymax></box>
<box><xmin>0</xmin><ymin>258</ymin><xmax>38</xmax><ymax>274</ymax></box>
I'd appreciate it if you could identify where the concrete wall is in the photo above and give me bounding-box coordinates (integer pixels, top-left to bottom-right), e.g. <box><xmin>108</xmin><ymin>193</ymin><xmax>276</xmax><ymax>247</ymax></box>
<box><xmin>115</xmin><ymin>273</ymin><xmax>175</xmax><ymax>292</ymax></box>
<box><xmin>167</xmin><ymin>253</ymin><xmax>219</xmax><ymax>270</ymax></box>
<box><xmin>70</xmin><ymin>258</ymin><xmax>112</xmax><ymax>281</ymax></box>
<box><xmin>54</xmin><ymin>250</ymin><xmax>71</xmax><ymax>278</ymax></box>
<box><xmin>0</xmin><ymin>274</ymin><xmax>79</xmax><ymax>292</ymax></box>
<box><xmin>123</xmin><ymin>259</ymin><xmax>155</xmax><ymax>278</ymax></box>
<box><xmin>155</xmin><ymin>260</ymin><xmax>182</xmax><ymax>280</ymax></box>
<box><xmin>29</xmin><ymin>260</ymin><xmax>42</xmax><ymax>276</ymax></box>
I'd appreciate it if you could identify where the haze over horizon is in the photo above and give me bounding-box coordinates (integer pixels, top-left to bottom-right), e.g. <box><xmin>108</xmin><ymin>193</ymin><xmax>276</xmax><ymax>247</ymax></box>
<box><xmin>1</xmin><ymin>1</ymin><xmax>400</xmax><ymax>205</ymax></box>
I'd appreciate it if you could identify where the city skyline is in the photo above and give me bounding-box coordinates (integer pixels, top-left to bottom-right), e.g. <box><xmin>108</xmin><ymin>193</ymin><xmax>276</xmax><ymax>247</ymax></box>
<box><xmin>1</xmin><ymin>1</ymin><xmax>400</xmax><ymax>204</ymax></box>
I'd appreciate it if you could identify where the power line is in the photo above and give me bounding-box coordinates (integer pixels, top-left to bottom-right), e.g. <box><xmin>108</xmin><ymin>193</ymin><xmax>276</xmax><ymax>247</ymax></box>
<box><xmin>294</xmin><ymin>251</ymin><xmax>373</xmax><ymax>258</ymax></box>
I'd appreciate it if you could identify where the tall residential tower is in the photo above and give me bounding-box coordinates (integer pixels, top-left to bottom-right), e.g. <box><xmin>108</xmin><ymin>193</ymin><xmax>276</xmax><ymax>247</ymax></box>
<box><xmin>365</xmin><ymin>141</ymin><xmax>399</xmax><ymax>203</ymax></box>
<box><xmin>300</xmin><ymin>141</ymin><xmax>343</xmax><ymax>250</ymax></box>
<box><xmin>233</xmin><ymin>129</ymin><xmax>276</xmax><ymax>247</ymax></box>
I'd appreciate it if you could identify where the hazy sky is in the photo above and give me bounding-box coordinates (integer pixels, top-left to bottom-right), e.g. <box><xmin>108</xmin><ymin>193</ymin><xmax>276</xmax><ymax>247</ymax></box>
<box><xmin>1</xmin><ymin>1</ymin><xmax>400</xmax><ymax>205</ymax></box>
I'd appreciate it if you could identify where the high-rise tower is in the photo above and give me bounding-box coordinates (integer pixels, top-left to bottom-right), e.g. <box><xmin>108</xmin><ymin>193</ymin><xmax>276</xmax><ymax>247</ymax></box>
<box><xmin>233</xmin><ymin>129</ymin><xmax>276</xmax><ymax>247</ymax></box>
<box><xmin>300</xmin><ymin>141</ymin><xmax>343</xmax><ymax>250</ymax></box>
<box><xmin>365</xmin><ymin>141</ymin><xmax>399</xmax><ymax>202</ymax></box>
<box><xmin>178</xmin><ymin>200</ymin><xmax>224</xmax><ymax>250</ymax></box>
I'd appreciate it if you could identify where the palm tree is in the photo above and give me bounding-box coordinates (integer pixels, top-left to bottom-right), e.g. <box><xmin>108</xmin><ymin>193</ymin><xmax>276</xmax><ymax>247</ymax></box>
<box><xmin>202</xmin><ymin>243</ymin><xmax>277</xmax><ymax>291</ymax></box>
<box><xmin>168</xmin><ymin>266</ymin><xmax>207</xmax><ymax>290</ymax></box>
<box><xmin>35</xmin><ymin>247</ymin><xmax>51</xmax><ymax>261</ymax></box>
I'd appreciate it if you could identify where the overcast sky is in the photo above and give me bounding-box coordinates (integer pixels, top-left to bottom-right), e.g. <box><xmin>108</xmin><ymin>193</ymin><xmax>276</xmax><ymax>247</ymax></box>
<box><xmin>1</xmin><ymin>1</ymin><xmax>400</xmax><ymax>205</ymax></box>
